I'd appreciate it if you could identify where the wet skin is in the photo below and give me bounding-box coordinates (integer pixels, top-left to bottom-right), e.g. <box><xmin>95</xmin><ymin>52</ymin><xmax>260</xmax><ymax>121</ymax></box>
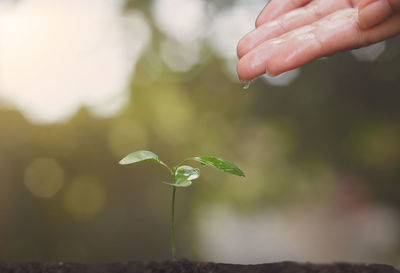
<box><xmin>237</xmin><ymin>0</ymin><xmax>400</xmax><ymax>81</ymax></box>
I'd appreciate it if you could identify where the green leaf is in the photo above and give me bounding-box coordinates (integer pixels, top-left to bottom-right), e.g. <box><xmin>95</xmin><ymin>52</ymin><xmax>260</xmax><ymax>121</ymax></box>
<box><xmin>170</xmin><ymin>165</ymin><xmax>200</xmax><ymax>187</ymax></box>
<box><xmin>188</xmin><ymin>156</ymin><xmax>245</xmax><ymax>177</ymax></box>
<box><xmin>119</xmin><ymin>151</ymin><xmax>159</xmax><ymax>165</ymax></box>
<box><xmin>119</xmin><ymin>150</ymin><xmax>172</xmax><ymax>174</ymax></box>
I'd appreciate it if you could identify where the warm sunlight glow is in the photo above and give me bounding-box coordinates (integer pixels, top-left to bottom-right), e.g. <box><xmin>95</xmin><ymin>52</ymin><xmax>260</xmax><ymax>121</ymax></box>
<box><xmin>0</xmin><ymin>0</ymin><xmax>150</xmax><ymax>124</ymax></box>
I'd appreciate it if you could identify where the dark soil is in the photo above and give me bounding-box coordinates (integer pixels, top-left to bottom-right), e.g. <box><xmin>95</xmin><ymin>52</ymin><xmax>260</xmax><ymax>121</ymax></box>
<box><xmin>0</xmin><ymin>260</ymin><xmax>398</xmax><ymax>273</ymax></box>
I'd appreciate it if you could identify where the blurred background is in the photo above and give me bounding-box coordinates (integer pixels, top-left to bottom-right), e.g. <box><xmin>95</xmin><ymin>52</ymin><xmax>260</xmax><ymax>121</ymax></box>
<box><xmin>0</xmin><ymin>0</ymin><xmax>400</xmax><ymax>266</ymax></box>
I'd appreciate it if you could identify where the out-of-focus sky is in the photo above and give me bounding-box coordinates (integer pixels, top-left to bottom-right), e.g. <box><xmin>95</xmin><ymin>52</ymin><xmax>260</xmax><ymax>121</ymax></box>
<box><xmin>0</xmin><ymin>0</ymin><xmax>150</xmax><ymax>123</ymax></box>
<box><xmin>0</xmin><ymin>0</ymin><xmax>264</xmax><ymax>123</ymax></box>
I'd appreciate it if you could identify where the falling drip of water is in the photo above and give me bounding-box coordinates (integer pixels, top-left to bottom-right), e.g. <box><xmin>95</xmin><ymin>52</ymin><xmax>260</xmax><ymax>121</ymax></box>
<box><xmin>241</xmin><ymin>78</ymin><xmax>256</xmax><ymax>90</ymax></box>
<box><xmin>242</xmin><ymin>81</ymin><xmax>251</xmax><ymax>90</ymax></box>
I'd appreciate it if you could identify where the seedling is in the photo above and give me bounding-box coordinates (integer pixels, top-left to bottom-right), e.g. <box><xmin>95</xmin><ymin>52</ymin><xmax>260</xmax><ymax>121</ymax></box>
<box><xmin>119</xmin><ymin>150</ymin><xmax>245</xmax><ymax>261</ymax></box>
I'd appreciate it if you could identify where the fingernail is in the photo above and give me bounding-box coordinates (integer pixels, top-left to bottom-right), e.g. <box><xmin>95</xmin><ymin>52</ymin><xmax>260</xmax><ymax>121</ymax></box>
<box><xmin>358</xmin><ymin>0</ymin><xmax>393</xmax><ymax>29</ymax></box>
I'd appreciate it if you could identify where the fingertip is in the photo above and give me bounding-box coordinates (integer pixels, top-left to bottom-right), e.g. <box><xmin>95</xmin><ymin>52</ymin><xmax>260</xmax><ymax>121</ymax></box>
<box><xmin>255</xmin><ymin>3</ymin><xmax>267</xmax><ymax>28</ymax></box>
<box><xmin>255</xmin><ymin>7</ymin><xmax>273</xmax><ymax>28</ymax></box>
<box><xmin>237</xmin><ymin>56</ymin><xmax>261</xmax><ymax>82</ymax></box>
<box><xmin>236</xmin><ymin>58</ymin><xmax>252</xmax><ymax>82</ymax></box>
<box><xmin>358</xmin><ymin>0</ymin><xmax>393</xmax><ymax>29</ymax></box>
<box><xmin>237</xmin><ymin>37</ymin><xmax>249</xmax><ymax>59</ymax></box>
<box><xmin>255</xmin><ymin>0</ymin><xmax>279</xmax><ymax>28</ymax></box>
<box><xmin>255</xmin><ymin>15</ymin><xmax>265</xmax><ymax>28</ymax></box>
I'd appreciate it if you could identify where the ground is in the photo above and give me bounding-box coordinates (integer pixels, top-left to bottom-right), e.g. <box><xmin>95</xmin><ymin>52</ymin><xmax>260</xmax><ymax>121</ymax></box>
<box><xmin>0</xmin><ymin>260</ymin><xmax>398</xmax><ymax>273</ymax></box>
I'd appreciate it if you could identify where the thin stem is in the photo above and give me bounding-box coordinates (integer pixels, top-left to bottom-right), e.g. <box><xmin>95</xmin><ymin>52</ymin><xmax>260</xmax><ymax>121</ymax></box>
<box><xmin>175</xmin><ymin>157</ymin><xmax>192</xmax><ymax>169</ymax></box>
<box><xmin>160</xmin><ymin>161</ymin><xmax>174</xmax><ymax>176</ymax></box>
<box><xmin>171</xmin><ymin>186</ymin><xmax>176</xmax><ymax>261</ymax></box>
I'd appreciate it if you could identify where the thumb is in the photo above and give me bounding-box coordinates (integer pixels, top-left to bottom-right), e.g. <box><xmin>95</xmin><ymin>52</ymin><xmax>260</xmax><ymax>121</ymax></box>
<box><xmin>358</xmin><ymin>0</ymin><xmax>400</xmax><ymax>29</ymax></box>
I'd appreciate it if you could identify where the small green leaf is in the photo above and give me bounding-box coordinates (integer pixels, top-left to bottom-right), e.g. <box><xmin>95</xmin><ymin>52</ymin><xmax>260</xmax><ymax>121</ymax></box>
<box><xmin>163</xmin><ymin>181</ymin><xmax>192</xmax><ymax>187</ymax></box>
<box><xmin>188</xmin><ymin>156</ymin><xmax>245</xmax><ymax>177</ymax></box>
<box><xmin>170</xmin><ymin>165</ymin><xmax>200</xmax><ymax>187</ymax></box>
<box><xmin>119</xmin><ymin>150</ymin><xmax>172</xmax><ymax>174</ymax></box>
<box><xmin>119</xmin><ymin>151</ymin><xmax>159</xmax><ymax>165</ymax></box>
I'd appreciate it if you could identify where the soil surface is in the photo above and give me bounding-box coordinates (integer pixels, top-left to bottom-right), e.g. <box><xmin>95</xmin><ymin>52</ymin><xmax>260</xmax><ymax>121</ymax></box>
<box><xmin>0</xmin><ymin>260</ymin><xmax>398</xmax><ymax>273</ymax></box>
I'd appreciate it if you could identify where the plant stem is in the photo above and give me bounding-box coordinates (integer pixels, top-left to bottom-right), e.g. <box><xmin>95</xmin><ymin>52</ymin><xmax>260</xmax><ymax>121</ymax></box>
<box><xmin>171</xmin><ymin>186</ymin><xmax>176</xmax><ymax>261</ymax></box>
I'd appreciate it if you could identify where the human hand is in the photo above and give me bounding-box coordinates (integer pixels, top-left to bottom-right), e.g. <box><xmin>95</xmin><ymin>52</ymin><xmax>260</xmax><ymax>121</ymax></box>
<box><xmin>237</xmin><ymin>0</ymin><xmax>400</xmax><ymax>81</ymax></box>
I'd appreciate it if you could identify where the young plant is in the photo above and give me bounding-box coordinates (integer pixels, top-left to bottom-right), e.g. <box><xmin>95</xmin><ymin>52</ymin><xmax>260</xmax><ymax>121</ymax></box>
<box><xmin>119</xmin><ymin>150</ymin><xmax>245</xmax><ymax>261</ymax></box>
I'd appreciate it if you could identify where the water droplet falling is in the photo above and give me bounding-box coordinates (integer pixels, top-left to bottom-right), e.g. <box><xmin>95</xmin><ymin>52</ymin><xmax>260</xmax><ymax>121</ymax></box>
<box><xmin>242</xmin><ymin>81</ymin><xmax>251</xmax><ymax>90</ymax></box>
<box><xmin>241</xmin><ymin>78</ymin><xmax>256</xmax><ymax>90</ymax></box>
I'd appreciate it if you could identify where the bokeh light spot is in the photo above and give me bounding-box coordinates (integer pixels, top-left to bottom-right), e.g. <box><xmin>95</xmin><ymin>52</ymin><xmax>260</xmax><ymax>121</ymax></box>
<box><xmin>160</xmin><ymin>39</ymin><xmax>201</xmax><ymax>72</ymax></box>
<box><xmin>64</xmin><ymin>175</ymin><xmax>106</xmax><ymax>220</ymax></box>
<box><xmin>152</xmin><ymin>0</ymin><xmax>206</xmax><ymax>44</ymax></box>
<box><xmin>24</xmin><ymin>158</ymin><xmax>64</xmax><ymax>198</ymax></box>
<box><xmin>356</xmin><ymin>125</ymin><xmax>400</xmax><ymax>170</ymax></box>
